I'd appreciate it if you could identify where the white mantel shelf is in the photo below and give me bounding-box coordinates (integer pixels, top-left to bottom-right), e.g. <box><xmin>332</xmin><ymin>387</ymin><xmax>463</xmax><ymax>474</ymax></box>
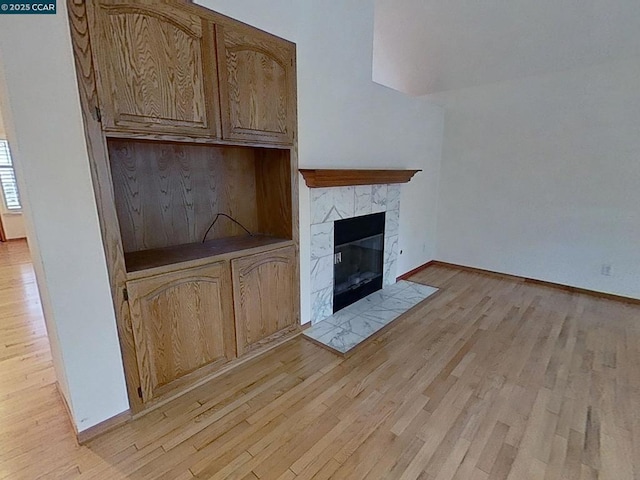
<box><xmin>299</xmin><ymin>169</ymin><xmax>421</xmax><ymax>188</ymax></box>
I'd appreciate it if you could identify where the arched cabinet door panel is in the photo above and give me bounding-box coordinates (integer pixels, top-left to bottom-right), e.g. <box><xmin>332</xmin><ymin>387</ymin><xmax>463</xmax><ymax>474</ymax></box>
<box><xmin>126</xmin><ymin>262</ymin><xmax>235</xmax><ymax>403</ymax></box>
<box><xmin>88</xmin><ymin>0</ymin><xmax>220</xmax><ymax>137</ymax></box>
<box><xmin>231</xmin><ymin>246</ymin><xmax>298</xmax><ymax>355</ymax></box>
<box><xmin>216</xmin><ymin>24</ymin><xmax>296</xmax><ymax>144</ymax></box>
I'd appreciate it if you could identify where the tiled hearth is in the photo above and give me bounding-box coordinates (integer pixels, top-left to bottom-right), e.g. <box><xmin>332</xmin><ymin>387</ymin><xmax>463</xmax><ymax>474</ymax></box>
<box><xmin>303</xmin><ymin>280</ymin><xmax>438</xmax><ymax>354</ymax></box>
<box><xmin>310</xmin><ymin>184</ymin><xmax>401</xmax><ymax>324</ymax></box>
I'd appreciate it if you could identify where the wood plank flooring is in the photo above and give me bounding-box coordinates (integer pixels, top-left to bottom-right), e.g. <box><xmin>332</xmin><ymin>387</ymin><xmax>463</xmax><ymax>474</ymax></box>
<box><xmin>1</xmin><ymin>239</ymin><xmax>639</xmax><ymax>479</ymax></box>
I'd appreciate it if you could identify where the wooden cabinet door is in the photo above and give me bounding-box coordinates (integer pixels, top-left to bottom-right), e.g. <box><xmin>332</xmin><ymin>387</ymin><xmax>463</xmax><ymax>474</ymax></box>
<box><xmin>231</xmin><ymin>246</ymin><xmax>298</xmax><ymax>355</ymax></box>
<box><xmin>89</xmin><ymin>0</ymin><xmax>220</xmax><ymax>137</ymax></box>
<box><xmin>126</xmin><ymin>262</ymin><xmax>234</xmax><ymax>402</ymax></box>
<box><xmin>217</xmin><ymin>24</ymin><xmax>296</xmax><ymax>144</ymax></box>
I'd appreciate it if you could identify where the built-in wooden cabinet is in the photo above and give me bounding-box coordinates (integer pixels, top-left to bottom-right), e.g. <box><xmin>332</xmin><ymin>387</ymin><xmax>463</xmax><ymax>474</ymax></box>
<box><xmin>68</xmin><ymin>0</ymin><xmax>300</xmax><ymax>413</ymax></box>
<box><xmin>232</xmin><ymin>246</ymin><xmax>297</xmax><ymax>355</ymax></box>
<box><xmin>217</xmin><ymin>24</ymin><xmax>296</xmax><ymax>144</ymax></box>
<box><xmin>88</xmin><ymin>0</ymin><xmax>220</xmax><ymax>137</ymax></box>
<box><xmin>126</xmin><ymin>262</ymin><xmax>235</xmax><ymax>402</ymax></box>
<box><xmin>86</xmin><ymin>0</ymin><xmax>296</xmax><ymax>145</ymax></box>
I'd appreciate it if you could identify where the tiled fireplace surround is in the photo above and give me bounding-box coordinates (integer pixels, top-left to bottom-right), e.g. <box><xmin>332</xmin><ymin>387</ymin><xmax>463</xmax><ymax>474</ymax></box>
<box><xmin>310</xmin><ymin>184</ymin><xmax>401</xmax><ymax>324</ymax></box>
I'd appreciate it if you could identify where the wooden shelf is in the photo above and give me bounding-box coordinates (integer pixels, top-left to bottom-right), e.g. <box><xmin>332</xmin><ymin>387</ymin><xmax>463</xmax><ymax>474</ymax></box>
<box><xmin>299</xmin><ymin>169</ymin><xmax>421</xmax><ymax>188</ymax></box>
<box><xmin>124</xmin><ymin>235</ymin><xmax>291</xmax><ymax>274</ymax></box>
<box><xmin>104</xmin><ymin>130</ymin><xmax>294</xmax><ymax>150</ymax></box>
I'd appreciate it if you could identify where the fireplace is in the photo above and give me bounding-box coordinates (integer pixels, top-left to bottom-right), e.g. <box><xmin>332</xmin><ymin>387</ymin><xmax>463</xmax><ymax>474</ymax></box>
<box><xmin>333</xmin><ymin>212</ymin><xmax>385</xmax><ymax>312</ymax></box>
<box><xmin>309</xmin><ymin>184</ymin><xmax>402</xmax><ymax>324</ymax></box>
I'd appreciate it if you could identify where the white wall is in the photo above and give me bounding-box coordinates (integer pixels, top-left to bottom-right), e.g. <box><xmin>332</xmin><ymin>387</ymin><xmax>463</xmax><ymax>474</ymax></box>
<box><xmin>0</xmin><ymin>67</ymin><xmax>73</xmax><ymax>409</ymax></box>
<box><xmin>0</xmin><ymin>2</ymin><xmax>129</xmax><ymax>431</ymax></box>
<box><xmin>373</xmin><ymin>0</ymin><xmax>640</xmax><ymax>95</ymax></box>
<box><xmin>432</xmin><ymin>57</ymin><xmax>640</xmax><ymax>299</ymax></box>
<box><xmin>201</xmin><ymin>0</ymin><xmax>444</xmax><ymax>323</ymax></box>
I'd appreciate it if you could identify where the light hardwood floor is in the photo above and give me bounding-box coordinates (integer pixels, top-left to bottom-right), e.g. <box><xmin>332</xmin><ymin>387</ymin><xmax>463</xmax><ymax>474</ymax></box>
<box><xmin>1</xmin><ymin>239</ymin><xmax>639</xmax><ymax>479</ymax></box>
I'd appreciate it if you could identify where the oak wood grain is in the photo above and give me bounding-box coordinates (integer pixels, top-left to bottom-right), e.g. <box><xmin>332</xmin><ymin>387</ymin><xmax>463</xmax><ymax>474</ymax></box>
<box><xmin>108</xmin><ymin>139</ymin><xmax>260</xmax><ymax>252</ymax></box>
<box><xmin>255</xmin><ymin>148</ymin><xmax>292</xmax><ymax>239</ymax></box>
<box><xmin>126</xmin><ymin>261</ymin><xmax>235</xmax><ymax>402</ymax></box>
<box><xmin>124</xmin><ymin>235</ymin><xmax>292</xmax><ymax>273</ymax></box>
<box><xmin>299</xmin><ymin>168</ymin><xmax>421</xmax><ymax>188</ymax></box>
<box><xmin>217</xmin><ymin>23</ymin><xmax>296</xmax><ymax>144</ymax></box>
<box><xmin>231</xmin><ymin>246</ymin><xmax>298</xmax><ymax>355</ymax></box>
<box><xmin>89</xmin><ymin>0</ymin><xmax>219</xmax><ymax>136</ymax></box>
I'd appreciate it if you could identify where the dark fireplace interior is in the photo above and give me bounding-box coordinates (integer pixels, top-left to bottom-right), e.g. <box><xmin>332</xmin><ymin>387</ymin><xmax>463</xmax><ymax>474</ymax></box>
<box><xmin>333</xmin><ymin>212</ymin><xmax>385</xmax><ymax>313</ymax></box>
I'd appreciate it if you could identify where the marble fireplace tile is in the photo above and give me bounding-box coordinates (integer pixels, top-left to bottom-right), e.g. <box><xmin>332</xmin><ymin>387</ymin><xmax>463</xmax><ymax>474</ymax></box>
<box><xmin>334</xmin><ymin>186</ymin><xmax>355</xmax><ymax>219</ymax></box>
<box><xmin>401</xmin><ymin>282</ymin><xmax>439</xmax><ymax>298</ymax></box>
<box><xmin>387</xmin><ymin>184</ymin><xmax>401</xmax><ymax>212</ymax></box>
<box><xmin>336</xmin><ymin>316</ymin><xmax>385</xmax><ymax>339</ymax></box>
<box><xmin>385</xmin><ymin>209</ymin><xmax>399</xmax><ymax>238</ymax></box>
<box><xmin>383</xmin><ymin>235</ymin><xmax>399</xmax><ymax>286</ymax></box>
<box><xmin>384</xmin><ymin>234</ymin><xmax>398</xmax><ymax>261</ymax></box>
<box><xmin>324</xmin><ymin>308</ymin><xmax>358</xmax><ymax>326</ymax></box>
<box><xmin>392</xmin><ymin>284</ymin><xmax>438</xmax><ymax>305</ymax></box>
<box><xmin>354</xmin><ymin>186</ymin><xmax>372</xmax><ymax>216</ymax></box>
<box><xmin>304</xmin><ymin>280</ymin><xmax>439</xmax><ymax>353</ymax></box>
<box><xmin>310</xmin><ymin>222</ymin><xmax>334</xmax><ymax>260</ymax></box>
<box><xmin>384</xmin><ymin>258</ymin><xmax>398</xmax><ymax>286</ymax></box>
<box><xmin>316</xmin><ymin>325</ymin><xmax>365</xmax><ymax>354</ymax></box>
<box><xmin>310</xmin><ymin>286</ymin><xmax>333</xmax><ymax>324</ymax></box>
<box><xmin>371</xmin><ymin>185</ymin><xmax>388</xmax><ymax>213</ymax></box>
<box><xmin>379</xmin><ymin>280</ymin><xmax>411</xmax><ymax>295</ymax></box>
<box><xmin>310</xmin><ymin>188</ymin><xmax>334</xmax><ymax>224</ymax></box>
<box><xmin>360</xmin><ymin>297</ymin><xmax>414</xmax><ymax>325</ymax></box>
<box><xmin>311</xmin><ymin>186</ymin><xmax>356</xmax><ymax>224</ymax></box>
<box><xmin>342</xmin><ymin>289</ymin><xmax>392</xmax><ymax>316</ymax></box>
<box><xmin>310</xmin><ymin>254</ymin><xmax>333</xmax><ymax>293</ymax></box>
<box><xmin>304</xmin><ymin>318</ymin><xmax>338</xmax><ymax>340</ymax></box>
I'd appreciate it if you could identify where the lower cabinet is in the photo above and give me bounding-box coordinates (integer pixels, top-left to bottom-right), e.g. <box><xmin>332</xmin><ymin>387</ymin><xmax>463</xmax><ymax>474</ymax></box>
<box><xmin>126</xmin><ymin>261</ymin><xmax>235</xmax><ymax>402</ymax></box>
<box><xmin>125</xmin><ymin>245</ymin><xmax>298</xmax><ymax>405</ymax></box>
<box><xmin>231</xmin><ymin>246</ymin><xmax>297</xmax><ymax>355</ymax></box>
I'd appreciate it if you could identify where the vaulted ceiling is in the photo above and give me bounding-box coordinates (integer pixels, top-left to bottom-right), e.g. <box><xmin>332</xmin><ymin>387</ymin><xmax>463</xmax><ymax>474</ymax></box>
<box><xmin>373</xmin><ymin>0</ymin><xmax>640</xmax><ymax>95</ymax></box>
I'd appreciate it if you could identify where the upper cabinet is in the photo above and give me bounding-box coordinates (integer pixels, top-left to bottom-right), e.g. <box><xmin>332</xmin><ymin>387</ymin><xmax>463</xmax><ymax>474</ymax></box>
<box><xmin>216</xmin><ymin>24</ymin><xmax>296</xmax><ymax>145</ymax></box>
<box><xmin>88</xmin><ymin>0</ymin><xmax>220</xmax><ymax>137</ymax></box>
<box><xmin>86</xmin><ymin>0</ymin><xmax>296</xmax><ymax>145</ymax></box>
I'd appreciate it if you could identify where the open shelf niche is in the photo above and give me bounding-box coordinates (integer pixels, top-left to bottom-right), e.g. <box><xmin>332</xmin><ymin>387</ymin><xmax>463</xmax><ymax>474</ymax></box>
<box><xmin>107</xmin><ymin>138</ymin><xmax>293</xmax><ymax>272</ymax></box>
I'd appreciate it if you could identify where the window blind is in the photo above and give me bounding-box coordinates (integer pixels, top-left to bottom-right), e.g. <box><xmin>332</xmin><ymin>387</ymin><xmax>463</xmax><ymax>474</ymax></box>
<box><xmin>0</xmin><ymin>140</ymin><xmax>21</xmax><ymax>210</ymax></box>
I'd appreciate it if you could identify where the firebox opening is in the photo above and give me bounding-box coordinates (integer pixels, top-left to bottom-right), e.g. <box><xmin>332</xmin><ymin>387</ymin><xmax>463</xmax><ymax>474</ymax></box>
<box><xmin>333</xmin><ymin>212</ymin><xmax>385</xmax><ymax>313</ymax></box>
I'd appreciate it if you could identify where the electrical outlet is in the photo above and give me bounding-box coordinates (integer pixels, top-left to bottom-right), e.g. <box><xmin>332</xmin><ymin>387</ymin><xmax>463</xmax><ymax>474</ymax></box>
<box><xmin>600</xmin><ymin>264</ymin><xmax>612</xmax><ymax>276</ymax></box>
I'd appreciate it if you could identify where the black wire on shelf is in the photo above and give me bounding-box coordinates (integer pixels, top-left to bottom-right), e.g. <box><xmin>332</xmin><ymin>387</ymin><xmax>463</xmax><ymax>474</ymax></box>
<box><xmin>202</xmin><ymin>213</ymin><xmax>254</xmax><ymax>243</ymax></box>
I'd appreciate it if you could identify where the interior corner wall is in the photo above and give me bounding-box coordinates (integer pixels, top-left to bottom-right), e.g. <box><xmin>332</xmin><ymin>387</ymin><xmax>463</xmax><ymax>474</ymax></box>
<box><xmin>0</xmin><ymin>2</ymin><xmax>129</xmax><ymax>432</ymax></box>
<box><xmin>432</xmin><ymin>56</ymin><xmax>640</xmax><ymax>299</ymax></box>
<box><xmin>0</xmin><ymin>68</ymin><xmax>72</xmax><ymax>416</ymax></box>
<box><xmin>200</xmin><ymin>0</ymin><xmax>445</xmax><ymax>324</ymax></box>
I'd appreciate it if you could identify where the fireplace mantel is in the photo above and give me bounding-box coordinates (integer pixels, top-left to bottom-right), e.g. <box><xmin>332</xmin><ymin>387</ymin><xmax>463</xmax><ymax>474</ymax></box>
<box><xmin>299</xmin><ymin>169</ymin><xmax>420</xmax><ymax>188</ymax></box>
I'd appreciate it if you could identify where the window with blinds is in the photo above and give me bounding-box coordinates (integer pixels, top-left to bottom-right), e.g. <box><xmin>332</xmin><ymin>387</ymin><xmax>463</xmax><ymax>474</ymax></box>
<box><xmin>0</xmin><ymin>140</ymin><xmax>21</xmax><ymax>211</ymax></box>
